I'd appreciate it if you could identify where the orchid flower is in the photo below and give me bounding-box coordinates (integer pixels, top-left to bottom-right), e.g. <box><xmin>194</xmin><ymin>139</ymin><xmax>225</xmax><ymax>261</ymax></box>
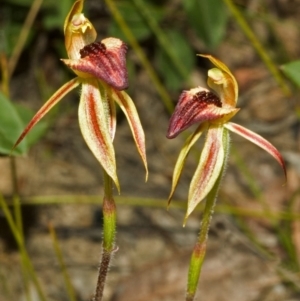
<box><xmin>13</xmin><ymin>0</ymin><xmax>147</xmax><ymax>191</ymax></box>
<box><xmin>167</xmin><ymin>54</ymin><xmax>286</xmax><ymax>222</ymax></box>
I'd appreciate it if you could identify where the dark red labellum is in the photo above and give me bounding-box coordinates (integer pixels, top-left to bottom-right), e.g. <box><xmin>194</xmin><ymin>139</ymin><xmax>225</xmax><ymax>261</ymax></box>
<box><xmin>77</xmin><ymin>38</ymin><xmax>129</xmax><ymax>90</ymax></box>
<box><xmin>167</xmin><ymin>90</ymin><xmax>222</xmax><ymax>138</ymax></box>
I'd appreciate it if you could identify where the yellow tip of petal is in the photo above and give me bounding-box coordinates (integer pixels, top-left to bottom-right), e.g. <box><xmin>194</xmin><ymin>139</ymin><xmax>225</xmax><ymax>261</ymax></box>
<box><xmin>145</xmin><ymin>170</ymin><xmax>149</xmax><ymax>183</ymax></box>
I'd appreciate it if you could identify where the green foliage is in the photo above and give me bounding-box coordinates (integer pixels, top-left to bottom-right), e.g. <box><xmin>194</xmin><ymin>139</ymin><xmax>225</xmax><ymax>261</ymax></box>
<box><xmin>0</xmin><ymin>24</ymin><xmax>24</xmax><ymax>55</ymax></box>
<box><xmin>108</xmin><ymin>1</ymin><xmax>164</xmax><ymax>41</ymax></box>
<box><xmin>0</xmin><ymin>91</ymin><xmax>27</xmax><ymax>155</ymax></box>
<box><xmin>281</xmin><ymin>60</ymin><xmax>300</xmax><ymax>88</ymax></box>
<box><xmin>156</xmin><ymin>29</ymin><xmax>195</xmax><ymax>90</ymax></box>
<box><xmin>2</xmin><ymin>0</ymin><xmax>70</xmax><ymax>56</ymax></box>
<box><xmin>108</xmin><ymin>0</ymin><xmax>229</xmax><ymax>91</ymax></box>
<box><xmin>42</xmin><ymin>0</ymin><xmax>74</xmax><ymax>30</ymax></box>
<box><xmin>183</xmin><ymin>0</ymin><xmax>228</xmax><ymax>49</ymax></box>
<box><xmin>0</xmin><ymin>91</ymin><xmax>47</xmax><ymax>155</ymax></box>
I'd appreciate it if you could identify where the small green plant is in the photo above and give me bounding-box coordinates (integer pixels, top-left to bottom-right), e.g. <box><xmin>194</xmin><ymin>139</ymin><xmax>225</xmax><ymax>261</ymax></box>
<box><xmin>13</xmin><ymin>0</ymin><xmax>147</xmax><ymax>299</ymax></box>
<box><xmin>166</xmin><ymin>55</ymin><xmax>286</xmax><ymax>301</ymax></box>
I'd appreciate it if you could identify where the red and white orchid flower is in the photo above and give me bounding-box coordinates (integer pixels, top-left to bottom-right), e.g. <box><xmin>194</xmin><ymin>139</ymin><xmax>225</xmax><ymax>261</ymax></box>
<box><xmin>14</xmin><ymin>0</ymin><xmax>147</xmax><ymax>191</ymax></box>
<box><xmin>167</xmin><ymin>54</ymin><xmax>286</xmax><ymax>221</ymax></box>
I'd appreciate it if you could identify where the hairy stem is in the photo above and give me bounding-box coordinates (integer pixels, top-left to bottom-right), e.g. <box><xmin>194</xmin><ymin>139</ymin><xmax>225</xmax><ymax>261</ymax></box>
<box><xmin>92</xmin><ymin>171</ymin><xmax>117</xmax><ymax>301</ymax></box>
<box><xmin>186</xmin><ymin>128</ymin><xmax>230</xmax><ymax>301</ymax></box>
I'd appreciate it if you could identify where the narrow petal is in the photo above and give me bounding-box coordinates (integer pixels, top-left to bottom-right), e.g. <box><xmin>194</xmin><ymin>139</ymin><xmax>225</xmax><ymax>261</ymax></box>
<box><xmin>198</xmin><ymin>54</ymin><xmax>238</xmax><ymax>106</ymax></box>
<box><xmin>187</xmin><ymin>126</ymin><xmax>226</xmax><ymax>219</ymax></box>
<box><xmin>168</xmin><ymin>123</ymin><xmax>207</xmax><ymax>207</ymax></box>
<box><xmin>167</xmin><ymin>87</ymin><xmax>239</xmax><ymax>138</ymax></box>
<box><xmin>225</xmin><ymin>122</ymin><xmax>286</xmax><ymax>178</ymax></box>
<box><xmin>79</xmin><ymin>80</ymin><xmax>119</xmax><ymax>191</ymax></box>
<box><xmin>107</xmin><ymin>85</ymin><xmax>148</xmax><ymax>180</ymax></box>
<box><xmin>62</xmin><ymin>38</ymin><xmax>128</xmax><ymax>90</ymax></box>
<box><xmin>107</xmin><ymin>92</ymin><xmax>117</xmax><ymax>140</ymax></box>
<box><xmin>13</xmin><ymin>77</ymin><xmax>80</xmax><ymax>151</ymax></box>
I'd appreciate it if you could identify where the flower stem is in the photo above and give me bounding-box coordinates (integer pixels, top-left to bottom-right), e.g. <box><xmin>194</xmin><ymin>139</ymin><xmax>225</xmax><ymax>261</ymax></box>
<box><xmin>186</xmin><ymin>128</ymin><xmax>230</xmax><ymax>301</ymax></box>
<box><xmin>92</xmin><ymin>170</ymin><xmax>117</xmax><ymax>301</ymax></box>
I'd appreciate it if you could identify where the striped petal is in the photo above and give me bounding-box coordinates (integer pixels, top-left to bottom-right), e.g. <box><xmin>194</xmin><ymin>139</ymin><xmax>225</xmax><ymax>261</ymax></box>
<box><xmin>79</xmin><ymin>79</ymin><xmax>119</xmax><ymax>191</ymax></box>
<box><xmin>198</xmin><ymin>54</ymin><xmax>238</xmax><ymax>107</ymax></box>
<box><xmin>186</xmin><ymin>126</ymin><xmax>226</xmax><ymax>221</ymax></box>
<box><xmin>168</xmin><ymin>123</ymin><xmax>207</xmax><ymax>207</ymax></box>
<box><xmin>13</xmin><ymin>78</ymin><xmax>80</xmax><ymax>150</ymax></box>
<box><xmin>106</xmin><ymin>85</ymin><xmax>148</xmax><ymax>180</ymax></box>
<box><xmin>62</xmin><ymin>38</ymin><xmax>128</xmax><ymax>90</ymax></box>
<box><xmin>225</xmin><ymin>122</ymin><xmax>286</xmax><ymax>178</ymax></box>
<box><xmin>167</xmin><ymin>87</ymin><xmax>239</xmax><ymax>138</ymax></box>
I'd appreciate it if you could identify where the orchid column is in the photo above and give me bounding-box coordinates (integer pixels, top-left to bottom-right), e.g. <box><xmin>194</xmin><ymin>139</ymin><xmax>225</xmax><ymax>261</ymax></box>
<box><xmin>14</xmin><ymin>1</ymin><xmax>147</xmax><ymax>300</ymax></box>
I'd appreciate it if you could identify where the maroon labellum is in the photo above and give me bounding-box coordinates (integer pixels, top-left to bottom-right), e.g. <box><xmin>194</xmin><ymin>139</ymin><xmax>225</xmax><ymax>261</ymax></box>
<box><xmin>63</xmin><ymin>37</ymin><xmax>129</xmax><ymax>90</ymax></box>
<box><xmin>167</xmin><ymin>88</ymin><xmax>222</xmax><ymax>139</ymax></box>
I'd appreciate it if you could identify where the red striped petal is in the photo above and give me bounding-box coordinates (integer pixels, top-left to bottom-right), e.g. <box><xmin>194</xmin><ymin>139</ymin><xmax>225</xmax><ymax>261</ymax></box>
<box><xmin>225</xmin><ymin>122</ymin><xmax>286</xmax><ymax>179</ymax></box>
<box><xmin>13</xmin><ymin>78</ymin><xmax>80</xmax><ymax>151</ymax></box>
<box><xmin>79</xmin><ymin>80</ymin><xmax>119</xmax><ymax>190</ymax></box>
<box><xmin>107</xmin><ymin>85</ymin><xmax>148</xmax><ymax>180</ymax></box>
<box><xmin>186</xmin><ymin>126</ymin><xmax>226</xmax><ymax>219</ymax></box>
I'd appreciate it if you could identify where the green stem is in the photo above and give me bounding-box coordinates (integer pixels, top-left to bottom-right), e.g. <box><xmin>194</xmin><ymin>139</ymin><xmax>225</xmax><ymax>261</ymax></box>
<box><xmin>186</xmin><ymin>128</ymin><xmax>230</xmax><ymax>301</ymax></box>
<box><xmin>92</xmin><ymin>171</ymin><xmax>117</xmax><ymax>301</ymax></box>
<box><xmin>49</xmin><ymin>223</ymin><xmax>77</xmax><ymax>301</ymax></box>
<box><xmin>10</xmin><ymin>156</ymin><xmax>24</xmax><ymax>236</ymax></box>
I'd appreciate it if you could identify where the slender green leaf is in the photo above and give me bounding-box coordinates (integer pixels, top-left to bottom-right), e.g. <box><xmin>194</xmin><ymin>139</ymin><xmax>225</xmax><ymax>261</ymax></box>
<box><xmin>0</xmin><ymin>92</ymin><xmax>27</xmax><ymax>155</ymax></box>
<box><xmin>183</xmin><ymin>0</ymin><xmax>228</xmax><ymax>49</ymax></box>
<box><xmin>1</xmin><ymin>22</ymin><xmax>31</xmax><ymax>56</ymax></box>
<box><xmin>108</xmin><ymin>1</ymin><xmax>164</xmax><ymax>41</ymax></box>
<box><xmin>156</xmin><ymin>29</ymin><xmax>195</xmax><ymax>90</ymax></box>
<box><xmin>43</xmin><ymin>0</ymin><xmax>74</xmax><ymax>30</ymax></box>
